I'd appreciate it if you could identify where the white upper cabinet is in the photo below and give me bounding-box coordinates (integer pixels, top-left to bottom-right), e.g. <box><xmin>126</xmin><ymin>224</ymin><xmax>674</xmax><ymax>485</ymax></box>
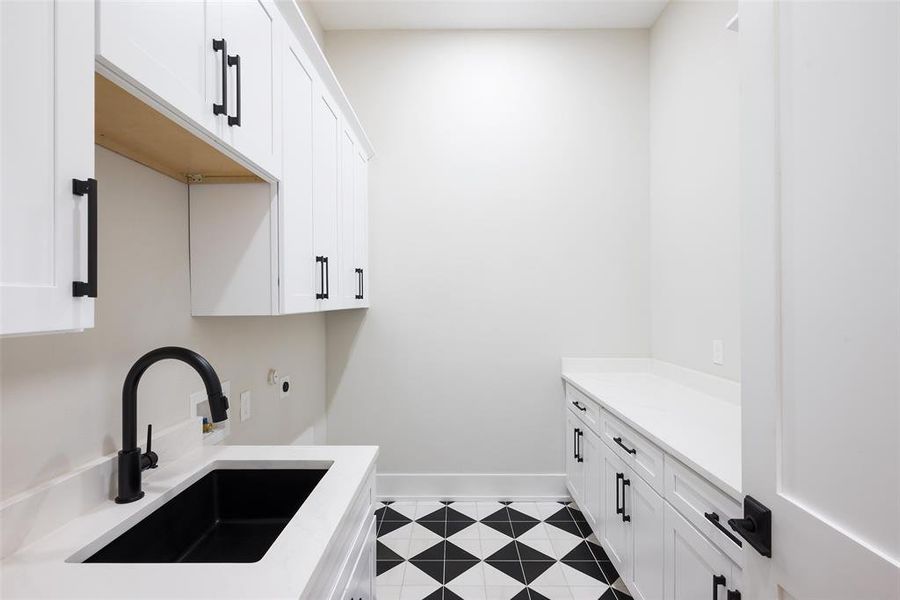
<box><xmin>337</xmin><ymin>128</ymin><xmax>357</xmax><ymax>307</ymax></box>
<box><xmin>1</xmin><ymin>0</ymin><xmax>95</xmax><ymax>336</ymax></box>
<box><xmin>218</xmin><ymin>0</ymin><xmax>281</xmax><ymax>177</ymax></box>
<box><xmin>96</xmin><ymin>0</ymin><xmax>219</xmax><ymax>135</ymax></box>
<box><xmin>280</xmin><ymin>39</ymin><xmax>318</xmax><ymax>314</ymax></box>
<box><xmin>97</xmin><ymin>0</ymin><xmax>281</xmax><ymax>178</ymax></box>
<box><xmin>354</xmin><ymin>150</ymin><xmax>370</xmax><ymax>306</ymax></box>
<box><xmin>312</xmin><ymin>90</ymin><xmax>340</xmax><ymax>307</ymax></box>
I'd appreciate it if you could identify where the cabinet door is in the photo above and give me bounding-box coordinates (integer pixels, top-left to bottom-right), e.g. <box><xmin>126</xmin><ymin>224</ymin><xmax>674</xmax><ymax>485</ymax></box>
<box><xmin>1</xmin><ymin>0</ymin><xmax>95</xmax><ymax>335</ymax></box>
<box><xmin>565</xmin><ymin>411</ymin><xmax>583</xmax><ymax>504</ymax></box>
<box><xmin>629</xmin><ymin>474</ymin><xmax>664</xmax><ymax>600</ymax></box>
<box><xmin>279</xmin><ymin>39</ymin><xmax>317</xmax><ymax>314</ymax></box>
<box><xmin>220</xmin><ymin>0</ymin><xmax>280</xmax><ymax>176</ymax></box>
<box><xmin>354</xmin><ymin>151</ymin><xmax>369</xmax><ymax>306</ymax></box>
<box><xmin>664</xmin><ymin>504</ymin><xmax>738</xmax><ymax>600</ymax></box>
<box><xmin>313</xmin><ymin>88</ymin><xmax>340</xmax><ymax>306</ymax></box>
<box><xmin>337</xmin><ymin>127</ymin><xmax>357</xmax><ymax>307</ymax></box>
<box><xmin>581</xmin><ymin>426</ymin><xmax>602</xmax><ymax>533</ymax></box>
<box><xmin>600</xmin><ymin>443</ymin><xmax>630</xmax><ymax>580</ymax></box>
<box><xmin>96</xmin><ymin>0</ymin><xmax>219</xmax><ymax>134</ymax></box>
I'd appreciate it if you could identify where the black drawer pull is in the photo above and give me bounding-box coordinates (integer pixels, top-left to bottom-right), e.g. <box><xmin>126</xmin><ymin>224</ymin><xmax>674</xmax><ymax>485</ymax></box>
<box><xmin>573</xmin><ymin>427</ymin><xmax>578</xmax><ymax>460</ymax></box>
<box><xmin>72</xmin><ymin>178</ymin><xmax>98</xmax><ymax>298</ymax></box>
<box><xmin>212</xmin><ymin>39</ymin><xmax>227</xmax><ymax>117</ymax></box>
<box><xmin>613</xmin><ymin>436</ymin><xmax>637</xmax><ymax>455</ymax></box>
<box><xmin>355</xmin><ymin>267</ymin><xmax>364</xmax><ymax>299</ymax></box>
<box><xmin>571</xmin><ymin>400</ymin><xmax>587</xmax><ymax>412</ymax></box>
<box><xmin>316</xmin><ymin>256</ymin><xmax>329</xmax><ymax>299</ymax></box>
<box><xmin>227</xmin><ymin>53</ymin><xmax>241</xmax><ymax>127</ymax></box>
<box><xmin>727</xmin><ymin>590</ymin><xmax>741</xmax><ymax>600</ymax></box>
<box><xmin>621</xmin><ymin>477</ymin><xmax>631</xmax><ymax>522</ymax></box>
<box><xmin>704</xmin><ymin>512</ymin><xmax>743</xmax><ymax>547</ymax></box>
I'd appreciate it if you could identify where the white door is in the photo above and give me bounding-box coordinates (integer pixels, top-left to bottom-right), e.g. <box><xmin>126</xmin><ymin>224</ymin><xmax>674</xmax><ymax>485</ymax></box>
<box><xmin>220</xmin><ymin>0</ymin><xmax>280</xmax><ymax>176</ymax></box>
<box><xmin>741</xmin><ymin>1</ymin><xmax>900</xmax><ymax>598</ymax></box>
<box><xmin>581</xmin><ymin>426</ymin><xmax>602</xmax><ymax>531</ymax></box>
<box><xmin>280</xmin><ymin>40</ymin><xmax>317</xmax><ymax>314</ymax></box>
<box><xmin>354</xmin><ymin>151</ymin><xmax>370</xmax><ymax>306</ymax></box>
<box><xmin>629</xmin><ymin>474</ymin><xmax>664</xmax><ymax>600</ymax></box>
<box><xmin>565</xmin><ymin>411</ymin><xmax>582</xmax><ymax>503</ymax></box>
<box><xmin>96</xmin><ymin>0</ymin><xmax>219</xmax><ymax>134</ymax></box>
<box><xmin>338</xmin><ymin>128</ymin><xmax>357</xmax><ymax>307</ymax></box>
<box><xmin>1</xmin><ymin>0</ymin><xmax>95</xmax><ymax>335</ymax></box>
<box><xmin>664</xmin><ymin>504</ymin><xmax>739</xmax><ymax>600</ymax></box>
<box><xmin>313</xmin><ymin>89</ymin><xmax>340</xmax><ymax>307</ymax></box>
<box><xmin>600</xmin><ymin>443</ymin><xmax>630</xmax><ymax>578</ymax></box>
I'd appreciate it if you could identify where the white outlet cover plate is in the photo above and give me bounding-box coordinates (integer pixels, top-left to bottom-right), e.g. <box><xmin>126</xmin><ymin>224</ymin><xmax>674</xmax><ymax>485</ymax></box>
<box><xmin>240</xmin><ymin>390</ymin><xmax>251</xmax><ymax>422</ymax></box>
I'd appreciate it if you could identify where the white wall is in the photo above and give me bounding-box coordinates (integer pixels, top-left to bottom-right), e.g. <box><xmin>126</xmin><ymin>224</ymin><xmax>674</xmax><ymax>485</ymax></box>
<box><xmin>0</xmin><ymin>147</ymin><xmax>326</xmax><ymax>501</ymax></box>
<box><xmin>649</xmin><ymin>0</ymin><xmax>741</xmax><ymax>381</ymax></box>
<box><xmin>323</xmin><ymin>30</ymin><xmax>650</xmax><ymax>492</ymax></box>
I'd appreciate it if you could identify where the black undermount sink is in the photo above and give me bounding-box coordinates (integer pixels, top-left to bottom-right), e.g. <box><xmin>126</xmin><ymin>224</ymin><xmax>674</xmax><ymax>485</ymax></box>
<box><xmin>84</xmin><ymin>468</ymin><xmax>327</xmax><ymax>563</ymax></box>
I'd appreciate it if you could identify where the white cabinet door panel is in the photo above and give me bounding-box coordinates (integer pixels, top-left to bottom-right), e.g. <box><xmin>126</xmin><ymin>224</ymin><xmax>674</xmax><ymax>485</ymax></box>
<box><xmin>581</xmin><ymin>426</ymin><xmax>602</xmax><ymax>532</ymax></box>
<box><xmin>337</xmin><ymin>128</ymin><xmax>356</xmax><ymax>306</ymax></box>
<box><xmin>565</xmin><ymin>409</ymin><xmax>583</xmax><ymax>505</ymax></box>
<box><xmin>664</xmin><ymin>503</ymin><xmax>738</xmax><ymax>600</ymax></box>
<box><xmin>96</xmin><ymin>0</ymin><xmax>218</xmax><ymax>134</ymax></box>
<box><xmin>630</xmin><ymin>474</ymin><xmax>664</xmax><ymax>600</ymax></box>
<box><xmin>600</xmin><ymin>442</ymin><xmax>630</xmax><ymax>578</ymax></box>
<box><xmin>1</xmin><ymin>0</ymin><xmax>94</xmax><ymax>335</ymax></box>
<box><xmin>280</xmin><ymin>40</ymin><xmax>317</xmax><ymax>314</ymax></box>
<box><xmin>354</xmin><ymin>150</ymin><xmax>369</xmax><ymax>306</ymax></box>
<box><xmin>313</xmin><ymin>89</ymin><xmax>340</xmax><ymax>306</ymax></box>
<box><xmin>220</xmin><ymin>0</ymin><xmax>280</xmax><ymax>176</ymax></box>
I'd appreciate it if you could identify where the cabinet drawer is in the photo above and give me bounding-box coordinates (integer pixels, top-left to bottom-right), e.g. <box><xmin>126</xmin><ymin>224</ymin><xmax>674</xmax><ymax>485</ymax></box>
<box><xmin>566</xmin><ymin>383</ymin><xmax>600</xmax><ymax>431</ymax></box>
<box><xmin>664</xmin><ymin>456</ymin><xmax>743</xmax><ymax>564</ymax></box>
<box><xmin>600</xmin><ymin>410</ymin><xmax>665</xmax><ymax>495</ymax></box>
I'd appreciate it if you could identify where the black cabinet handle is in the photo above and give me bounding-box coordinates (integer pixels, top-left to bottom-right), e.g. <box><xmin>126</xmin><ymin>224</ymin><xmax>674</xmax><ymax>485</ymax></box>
<box><xmin>713</xmin><ymin>574</ymin><xmax>726</xmax><ymax>600</ymax></box>
<box><xmin>571</xmin><ymin>400</ymin><xmax>587</xmax><ymax>412</ymax></box>
<box><xmin>613</xmin><ymin>436</ymin><xmax>637</xmax><ymax>455</ymax></box>
<box><xmin>316</xmin><ymin>256</ymin><xmax>326</xmax><ymax>299</ymax></box>
<box><xmin>72</xmin><ymin>178</ymin><xmax>98</xmax><ymax>298</ymax></box>
<box><xmin>324</xmin><ymin>256</ymin><xmax>330</xmax><ymax>299</ymax></box>
<box><xmin>573</xmin><ymin>427</ymin><xmax>578</xmax><ymax>460</ymax></box>
<box><xmin>576</xmin><ymin>429</ymin><xmax>584</xmax><ymax>463</ymax></box>
<box><xmin>212</xmin><ymin>39</ymin><xmax>227</xmax><ymax>117</ymax></box>
<box><xmin>727</xmin><ymin>590</ymin><xmax>741</xmax><ymax>600</ymax></box>
<box><xmin>227</xmin><ymin>53</ymin><xmax>241</xmax><ymax>127</ymax></box>
<box><xmin>621</xmin><ymin>477</ymin><xmax>631</xmax><ymax>522</ymax></box>
<box><xmin>704</xmin><ymin>512</ymin><xmax>743</xmax><ymax>547</ymax></box>
<box><xmin>355</xmin><ymin>267</ymin><xmax>364</xmax><ymax>299</ymax></box>
<box><xmin>615</xmin><ymin>472</ymin><xmax>624</xmax><ymax>515</ymax></box>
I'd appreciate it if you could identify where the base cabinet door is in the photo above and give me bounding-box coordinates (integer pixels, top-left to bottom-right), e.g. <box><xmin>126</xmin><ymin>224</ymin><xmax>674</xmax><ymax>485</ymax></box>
<box><xmin>629</xmin><ymin>474</ymin><xmax>665</xmax><ymax>600</ymax></box>
<box><xmin>601</xmin><ymin>442</ymin><xmax>631</xmax><ymax>578</ymax></box>
<box><xmin>1</xmin><ymin>0</ymin><xmax>95</xmax><ymax>335</ymax></box>
<box><xmin>565</xmin><ymin>410</ymin><xmax>584</xmax><ymax>504</ymax></box>
<box><xmin>343</xmin><ymin>522</ymin><xmax>375</xmax><ymax>600</ymax></box>
<box><xmin>581</xmin><ymin>426</ymin><xmax>603</xmax><ymax>532</ymax></box>
<box><xmin>664</xmin><ymin>504</ymin><xmax>740</xmax><ymax>600</ymax></box>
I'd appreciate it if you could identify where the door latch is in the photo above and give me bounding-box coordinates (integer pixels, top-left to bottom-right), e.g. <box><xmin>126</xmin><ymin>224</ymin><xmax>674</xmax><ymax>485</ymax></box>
<box><xmin>728</xmin><ymin>495</ymin><xmax>772</xmax><ymax>557</ymax></box>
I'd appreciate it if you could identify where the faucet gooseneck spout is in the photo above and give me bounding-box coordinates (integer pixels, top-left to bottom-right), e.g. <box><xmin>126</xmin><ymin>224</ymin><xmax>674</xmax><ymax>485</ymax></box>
<box><xmin>116</xmin><ymin>346</ymin><xmax>229</xmax><ymax>504</ymax></box>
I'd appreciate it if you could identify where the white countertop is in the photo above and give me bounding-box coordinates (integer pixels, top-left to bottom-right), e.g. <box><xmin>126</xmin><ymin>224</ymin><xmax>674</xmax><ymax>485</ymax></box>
<box><xmin>1</xmin><ymin>444</ymin><xmax>378</xmax><ymax>599</ymax></box>
<box><xmin>562</xmin><ymin>365</ymin><xmax>741</xmax><ymax>499</ymax></box>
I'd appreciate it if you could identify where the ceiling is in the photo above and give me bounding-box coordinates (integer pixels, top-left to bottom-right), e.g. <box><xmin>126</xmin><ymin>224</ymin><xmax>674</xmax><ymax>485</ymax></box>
<box><xmin>306</xmin><ymin>0</ymin><xmax>670</xmax><ymax>31</ymax></box>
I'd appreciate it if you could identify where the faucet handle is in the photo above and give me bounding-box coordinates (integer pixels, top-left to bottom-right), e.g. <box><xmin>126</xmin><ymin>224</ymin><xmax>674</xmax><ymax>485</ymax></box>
<box><xmin>141</xmin><ymin>424</ymin><xmax>159</xmax><ymax>470</ymax></box>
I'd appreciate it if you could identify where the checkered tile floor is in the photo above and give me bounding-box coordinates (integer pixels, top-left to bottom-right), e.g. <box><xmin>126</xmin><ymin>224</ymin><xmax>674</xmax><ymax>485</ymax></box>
<box><xmin>374</xmin><ymin>500</ymin><xmax>633</xmax><ymax>600</ymax></box>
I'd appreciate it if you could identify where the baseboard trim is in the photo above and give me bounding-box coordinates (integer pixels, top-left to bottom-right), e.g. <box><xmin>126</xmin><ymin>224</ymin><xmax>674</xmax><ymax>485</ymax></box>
<box><xmin>376</xmin><ymin>473</ymin><xmax>568</xmax><ymax>501</ymax></box>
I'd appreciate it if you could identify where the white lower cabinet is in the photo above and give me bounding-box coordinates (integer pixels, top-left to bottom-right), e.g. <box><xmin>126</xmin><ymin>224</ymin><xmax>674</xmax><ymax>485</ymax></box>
<box><xmin>563</xmin><ymin>386</ymin><xmax>742</xmax><ymax>600</ymax></box>
<box><xmin>664</xmin><ymin>504</ymin><xmax>741</xmax><ymax>600</ymax></box>
<box><xmin>344</xmin><ymin>524</ymin><xmax>375</xmax><ymax>600</ymax></box>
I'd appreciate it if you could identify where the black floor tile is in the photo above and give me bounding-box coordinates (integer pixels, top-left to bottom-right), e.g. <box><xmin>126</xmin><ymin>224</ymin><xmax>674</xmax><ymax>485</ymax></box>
<box><xmin>521</xmin><ymin>560</ymin><xmax>555</xmax><ymax>584</ymax></box>
<box><xmin>482</xmin><ymin>518</ymin><xmax>516</xmax><ymax>538</ymax></box>
<box><xmin>561</xmin><ymin>541</ymin><xmax>597</xmax><ymax>562</ymax></box>
<box><xmin>545</xmin><ymin>518</ymin><xmax>584</xmax><ymax>538</ymax></box>
<box><xmin>444</xmin><ymin>541</ymin><xmax>477</xmax><ymax>561</ymax></box>
<box><xmin>409</xmin><ymin>558</ymin><xmax>444</xmax><ymax>583</ymax></box>
<box><xmin>377</xmin><ymin>541</ymin><xmax>404</xmax><ymax>562</ymax></box>
<box><xmin>486</xmin><ymin>541</ymin><xmax>520</xmax><ymax>562</ymax></box>
<box><xmin>443</xmin><ymin>559</ymin><xmax>480</xmax><ymax>583</ymax></box>
<box><xmin>446</xmin><ymin>507</ymin><xmax>475</xmax><ymax>523</ymax></box>
<box><xmin>376</xmin><ymin>559</ymin><xmax>403</xmax><ymax>576</ymax></box>
<box><xmin>510</xmin><ymin>519</ymin><xmax>540</xmax><ymax>538</ymax></box>
<box><xmin>422</xmin><ymin>588</ymin><xmax>443</xmax><ymax>600</ymax></box>
<box><xmin>378</xmin><ymin>519</ymin><xmax>410</xmax><ymax>536</ymax></box>
<box><xmin>445</xmin><ymin>519</ymin><xmax>476</xmax><ymax>537</ymax></box>
<box><xmin>481</xmin><ymin>507</ymin><xmax>510</xmax><ymax>523</ymax></box>
<box><xmin>443</xmin><ymin>588</ymin><xmax>466</xmax><ymax>600</ymax></box>
<box><xmin>411</xmin><ymin>541</ymin><xmax>445</xmax><ymax>561</ymax></box>
<box><xmin>506</xmin><ymin>507</ymin><xmax>538</xmax><ymax>522</ymax></box>
<box><xmin>561</xmin><ymin>558</ymin><xmax>608</xmax><ymax>583</ymax></box>
<box><xmin>526</xmin><ymin>589</ymin><xmax>553</xmax><ymax>600</ymax></box>
<box><xmin>598</xmin><ymin>560</ymin><xmax>620</xmax><ymax>584</ymax></box>
<box><xmin>418</xmin><ymin>519</ymin><xmax>447</xmax><ymax>537</ymax></box>
<box><xmin>515</xmin><ymin>541</ymin><xmax>553</xmax><ymax>562</ymax></box>
<box><xmin>485</xmin><ymin>558</ymin><xmax>527</xmax><ymax>585</ymax></box>
<box><xmin>418</xmin><ymin>507</ymin><xmax>447</xmax><ymax>522</ymax></box>
<box><xmin>381</xmin><ymin>507</ymin><xmax>413</xmax><ymax>522</ymax></box>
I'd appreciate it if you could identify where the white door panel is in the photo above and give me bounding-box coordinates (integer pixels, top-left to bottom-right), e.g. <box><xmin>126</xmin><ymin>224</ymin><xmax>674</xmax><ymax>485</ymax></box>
<box><xmin>741</xmin><ymin>1</ymin><xmax>900</xmax><ymax>597</ymax></box>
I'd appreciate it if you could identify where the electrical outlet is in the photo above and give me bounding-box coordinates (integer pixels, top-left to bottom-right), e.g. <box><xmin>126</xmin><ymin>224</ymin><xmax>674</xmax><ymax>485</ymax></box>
<box><xmin>712</xmin><ymin>340</ymin><xmax>724</xmax><ymax>365</ymax></box>
<box><xmin>279</xmin><ymin>375</ymin><xmax>291</xmax><ymax>399</ymax></box>
<box><xmin>240</xmin><ymin>390</ymin><xmax>251</xmax><ymax>422</ymax></box>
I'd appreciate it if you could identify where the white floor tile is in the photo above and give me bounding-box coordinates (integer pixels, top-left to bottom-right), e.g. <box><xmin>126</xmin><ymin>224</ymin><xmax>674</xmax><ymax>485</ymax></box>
<box><xmin>479</xmin><ymin>535</ymin><xmax>512</xmax><ymax>558</ymax></box>
<box><xmin>414</xmin><ymin>501</ymin><xmax>446</xmax><ymax>518</ymax></box>
<box><xmin>560</xmin><ymin>563</ymin><xmax>607</xmax><ymax>588</ymax></box>
<box><xmin>529</xmin><ymin>562</ymin><xmax>569</xmax><ymax>587</ymax></box>
<box><xmin>380</xmin><ymin>522</ymin><xmax>415</xmax><ymax>542</ymax></box>
<box><xmin>399</xmin><ymin>584</ymin><xmax>441</xmax><ymax>600</ymax></box>
<box><xmin>408</xmin><ymin>537</ymin><xmax>442</xmax><ymax>558</ymax></box>
<box><xmin>531</xmin><ymin>584</ymin><xmax>575</xmax><ymax>600</ymax></box>
<box><xmin>535</xmin><ymin>502</ymin><xmax>570</xmax><ymax>519</ymax></box>
<box><xmin>506</xmin><ymin>502</ymin><xmax>541</xmax><ymax>519</ymax></box>
<box><xmin>404</xmin><ymin>563</ymin><xmax>442</xmax><ymax>587</ymax></box>
<box><xmin>388</xmin><ymin>502</ymin><xmax>418</xmax><ymax>519</ymax></box>
<box><xmin>376</xmin><ymin>585</ymin><xmax>403</xmax><ymax>600</ymax></box>
<box><xmin>450</xmin><ymin>537</ymin><xmax>482</xmax><ymax>558</ymax></box>
<box><xmin>450</xmin><ymin>502</ymin><xmax>480</xmax><ymax>519</ymax></box>
<box><xmin>409</xmin><ymin>522</ymin><xmax>444</xmax><ymax>540</ymax></box>
<box><xmin>484</xmin><ymin>585</ymin><xmax>527</xmax><ymax>600</ymax></box>
<box><xmin>376</xmin><ymin>562</ymin><xmax>407</xmax><ymax>586</ymax></box>
<box><xmin>548</xmin><ymin>535</ymin><xmax>583</xmax><ymax>559</ymax></box>
<box><xmin>476</xmin><ymin>502</ymin><xmax>506</xmax><ymax>519</ymax></box>
<box><xmin>569</xmin><ymin>584</ymin><xmax>611</xmax><ymax>600</ymax></box>
<box><xmin>447</xmin><ymin>584</ymin><xmax>488</xmax><ymax>600</ymax></box>
<box><xmin>379</xmin><ymin>536</ymin><xmax>412</xmax><ymax>558</ymax></box>
<box><xmin>448</xmin><ymin>562</ymin><xmax>486</xmax><ymax>587</ymax></box>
